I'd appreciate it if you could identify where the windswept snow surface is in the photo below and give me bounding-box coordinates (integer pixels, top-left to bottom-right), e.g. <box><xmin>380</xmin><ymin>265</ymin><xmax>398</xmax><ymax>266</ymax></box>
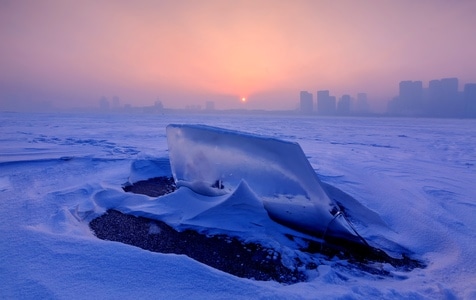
<box><xmin>1</xmin><ymin>112</ymin><xmax>475</xmax><ymax>299</ymax></box>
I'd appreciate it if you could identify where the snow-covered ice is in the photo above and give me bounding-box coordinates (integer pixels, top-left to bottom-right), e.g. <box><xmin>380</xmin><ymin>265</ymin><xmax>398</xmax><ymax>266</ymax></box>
<box><xmin>1</xmin><ymin>112</ymin><xmax>475</xmax><ymax>299</ymax></box>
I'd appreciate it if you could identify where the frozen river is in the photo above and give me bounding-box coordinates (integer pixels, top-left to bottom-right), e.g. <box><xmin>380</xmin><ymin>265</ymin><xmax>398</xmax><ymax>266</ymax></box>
<box><xmin>1</xmin><ymin>112</ymin><xmax>475</xmax><ymax>299</ymax></box>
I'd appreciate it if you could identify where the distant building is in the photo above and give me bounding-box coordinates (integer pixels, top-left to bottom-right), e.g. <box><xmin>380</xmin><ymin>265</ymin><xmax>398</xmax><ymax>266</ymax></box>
<box><xmin>205</xmin><ymin>101</ymin><xmax>215</xmax><ymax>110</ymax></box>
<box><xmin>387</xmin><ymin>80</ymin><xmax>423</xmax><ymax>115</ymax></box>
<box><xmin>387</xmin><ymin>76</ymin><xmax>474</xmax><ymax>118</ymax></box>
<box><xmin>427</xmin><ymin>77</ymin><xmax>462</xmax><ymax>117</ymax></box>
<box><xmin>441</xmin><ymin>77</ymin><xmax>461</xmax><ymax>117</ymax></box>
<box><xmin>317</xmin><ymin>90</ymin><xmax>335</xmax><ymax>115</ymax></box>
<box><xmin>464</xmin><ymin>83</ymin><xmax>476</xmax><ymax>118</ymax></box>
<box><xmin>112</xmin><ymin>96</ymin><xmax>120</xmax><ymax>110</ymax></box>
<box><xmin>299</xmin><ymin>91</ymin><xmax>313</xmax><ymax>114</ymax></box>
<box><xmin>99</xmin><ymin>96</ymin><xmax>110</xmax><ymax>111</ymax></box>
<box><xmin>428</xmin><ymin>79</ymin><xmax>443</xmax><ymax>116</ymax></box>
<box><xmin>400</xmin><ymin>80</ymin><xmax>423</xmax><ymax>114</ymax></box>
<box><xmin>355</xmin><ymin>93</ymin><xmax>369</xmax><ymax>114</ymax></box>
<box><xmin>141</xmin><ymin>98</ymin><xmax>165</xmax><ymax>113</ymax></box>
<box><xmin>441</xmin><ymin>78</ymin><xmax>458</xmax><ymax>95</ymax></box>
<box><xmin>154</xmin><ymin>99</ymin><xmax>164</xmax><ymax>110</ymax></box>
<box><xmin>186</xmin><ymin>105</ymin><xmax>202</xmax><ymax>110</ymax></box>
<box><xmin>337</xmin><ymin>94</ymin><xmax>351</xmax><ymax>115</ymax></box>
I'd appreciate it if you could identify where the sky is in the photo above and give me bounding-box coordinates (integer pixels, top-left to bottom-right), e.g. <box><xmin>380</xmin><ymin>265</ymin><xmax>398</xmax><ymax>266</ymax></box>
<box><xmin>1</xmin><ymin>0</ymin><xmax>476</xmax><ymax>111</ymax></box>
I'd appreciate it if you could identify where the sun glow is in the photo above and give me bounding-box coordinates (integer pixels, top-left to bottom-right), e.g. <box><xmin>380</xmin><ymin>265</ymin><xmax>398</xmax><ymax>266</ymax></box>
<box><xmin>241</xmin><ymin>97</ymin><xmax>246</xmax><ymax>102</ymax></box>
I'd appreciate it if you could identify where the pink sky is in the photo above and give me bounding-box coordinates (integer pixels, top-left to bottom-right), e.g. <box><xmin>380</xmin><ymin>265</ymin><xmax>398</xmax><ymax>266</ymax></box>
<box><xmin>1</xmin><ymin>0</ymin><xmax>476</xmax><ymax>111</ymax></box>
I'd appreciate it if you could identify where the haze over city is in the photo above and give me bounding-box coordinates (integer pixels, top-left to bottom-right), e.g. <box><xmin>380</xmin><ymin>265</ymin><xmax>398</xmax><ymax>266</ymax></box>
<box><xmin>1</xmin><ymin>0</ymin><xmax>476</xmax><ymax>112</ymax></box>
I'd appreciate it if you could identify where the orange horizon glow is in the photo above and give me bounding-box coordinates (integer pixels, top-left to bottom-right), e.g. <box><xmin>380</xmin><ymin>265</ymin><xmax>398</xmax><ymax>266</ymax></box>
<box><xmin>1</xmin><ymin>1</ymin><xmax>476</xmax><ymax>111</ymax></box>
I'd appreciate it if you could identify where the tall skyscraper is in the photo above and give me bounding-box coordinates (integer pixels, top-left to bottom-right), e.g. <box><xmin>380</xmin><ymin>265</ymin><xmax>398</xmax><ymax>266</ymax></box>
<box><xmin>112</xmin><ymin>96</ymin><xmax>120</xmax><ymax>109</ymax></box>
<box><xmin>317</xmin><ymin>90</ymin><xmax>335</xmax><ymax>115</ymax></box>
<box><xmin>389</xmin><ymin>76</ymin><xmax>473</xmax><ymax>118</ymax></box>
<box><xmin>441</xmin><ymin>78</ymin><xmax>458</xmax><ymax>94</ymax></box>
<box><xmin>299</xmin><ymin>91</ymin><xmax>313</xmax><ymax>114</ymax></box>
<box><xmin>337</xmin><ymin>95</ymin><xmax>351</xmax><ymax>115</ymax></box>
<box><xmin>464</xmin><ymin>83</ymin><xmax>476</xmax><ymax>118</ymax></box>
<box><xmin>427</xmin><ymin>77</ymin><xmax>464</xmax><ymax>117</ymax></box>
<box><xmin>355</xmin><ymin>93</ymin><xmax>369</xmax><ymax>114</ymax></box>
<box><xmin>441</xmin><ymin>77</ymin><xmax>461</xmax><ymax>117</ymax></box>
<box><xmin>428</xmin><ymin>79</ymin><xmax>443</xmax><ymax>116</ymax></box>
<box><xmin>398</xmin><ymin>80</ymin><xmax>423</xmax><ymax>114</ymax></box>
<box><xmin>99</xmin><ymin>96</ymin><xmax>110</xmax><ymax>111</ymax></box>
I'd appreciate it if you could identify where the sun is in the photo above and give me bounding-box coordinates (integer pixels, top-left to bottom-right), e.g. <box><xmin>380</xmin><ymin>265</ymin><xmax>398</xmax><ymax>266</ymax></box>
<box><xmin>241</xmin><ymin>97</ymin><xmax>246</xmax><ymax>102</ymax></box>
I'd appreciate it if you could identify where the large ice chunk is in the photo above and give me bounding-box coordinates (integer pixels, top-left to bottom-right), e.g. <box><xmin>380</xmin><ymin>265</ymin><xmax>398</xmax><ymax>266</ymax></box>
<box><xmin>166</xmin><ymin>124</ymin><xmax>363</xmax><ymax>244</ymax></box>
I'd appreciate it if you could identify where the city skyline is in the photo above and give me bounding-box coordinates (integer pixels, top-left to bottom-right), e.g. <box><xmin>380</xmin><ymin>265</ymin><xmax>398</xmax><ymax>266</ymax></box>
<box><xmin>299</xmin><ymin>76</ymin><xmax>476</xmax><ymax>118</ymax></box>
<box><xmin>388</xmin><ymin>77</ymin><xmax>476</xmax><ymax>118</ymax></box>
<box><xmin>86</xmin><ymin>73</ymin><xmax>476</xmax><ymax>119</ymax></box>
<box><xmin>3</xmin><ymin>73</ymin><xmax>476</xmax><ymax>119</ymax></box>
<box><xmin>1</xmin><ymin>1</ymin><xmax>476</xmax><ymax>112</ymax></box>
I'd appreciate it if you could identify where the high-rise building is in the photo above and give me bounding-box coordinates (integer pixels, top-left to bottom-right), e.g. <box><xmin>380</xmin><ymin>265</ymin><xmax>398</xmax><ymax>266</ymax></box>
<box><xmin>389</xmin><ymin>76</ymin><xmax>472</xmax><ymax>118</ymax></box>
<box><xmin>355</xmin><ymin>93</ymin><xmax>369</xmax><ymax>114</ymax></box>
<box><xmin>299</xmin><ymin>91</ymin><xmax>313</xmax><ymax>114</ymax></box>
<box><xmin>441</xmin><ymin>78</ymin><xmax>458</xmax><ymax>95</ymax></box>
<box><xmin>99</xmin><ymin>96</ymin><xmax>110</xmax><ymax>111</ymax></box>
<box><xmin>428</xmin><ymin>79</ymin><xmax>443</xmax><ymax>115</ymax></box>
<box><xmin>441</xmin><ymin>77</ymin><xmax>461</xmax><ymax>117</ymax></box>
<box><xmin>112</xmin><ymin>96</ymin><xmax>120</xmax><ymax>109</ymax></box>
<box><xmin>317</xmin><ymin>90</ymin><xmax>335</xmax><ymax>115</ymax></box>
<box><xmin>399</xmin><ymin>80</ymin><xmax>423</xmax><ymax>114</ymax></box>
<box><xmin>337</xmin><ymin>95</ymin><xmax>351</xmax><ymax>115</ymax></box>
<box><xmin>427</xmin><ymin>77</ymin><xmax>463</xmax><ymax>117</ymax></box>
<box><xmin>387</xmin><ymin>80</ymin><xmax>423</xmax><ymax>115</ymax></box>
<box><xmin>464</xmin><ymin>83</ymin><xmax>476</xmax><ymax>118</ymax></box>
